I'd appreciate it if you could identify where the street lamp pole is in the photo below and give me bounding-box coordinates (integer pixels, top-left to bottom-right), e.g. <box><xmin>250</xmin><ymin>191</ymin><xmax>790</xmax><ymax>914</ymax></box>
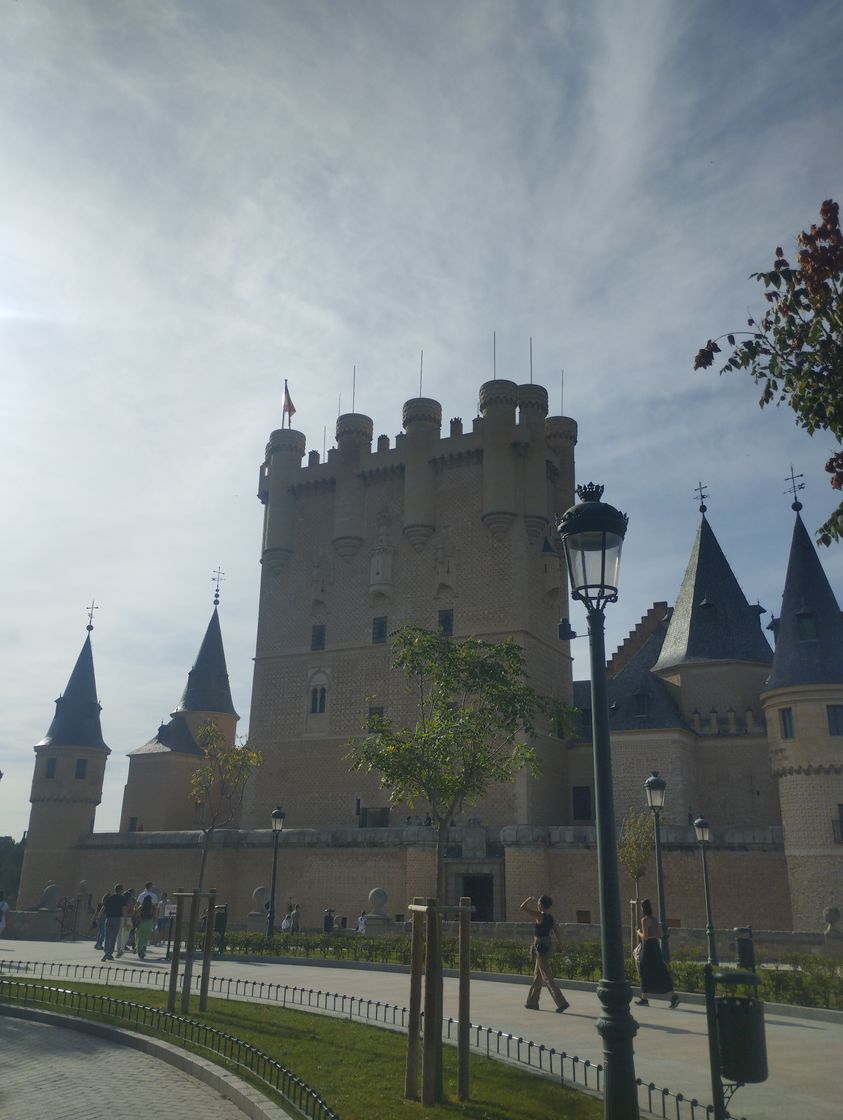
<box><xmin>644</xmin><ymin>771</ymin><xmax>669</xmax><ymax>962</ymax></box>
<box><xmin>559</xmin><ymin>483</ymin><xmax>639</xmax><ymax>1120</ymax></box>
<box><xmin>694</xmin><ymin>817</ymin><xmax>726</xmax><ymax>1120</ymax></box>
<box><xmin>266</xmin><ymin>805</ymin><xmax>286</xmax><ymax>940</ymax></box>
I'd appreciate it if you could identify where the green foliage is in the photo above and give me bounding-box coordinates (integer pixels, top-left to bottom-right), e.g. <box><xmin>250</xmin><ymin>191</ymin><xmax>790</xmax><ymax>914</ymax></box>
<box><xmin>0</xmin><ymin>835</ymin><xmax>26</xmax><ymax>904</ymax></box>
<box><xmin>190</xmin><ymin>721</ymin><xmax>262</xmax><ymax>889</ymax></box>
<box><xmin>349</xmin><ymin>624</ymin><xmax>571</xmax><ymax>825</ymax></box>
<box><xmin>616</xmin><ymin>808</ymin><xmax>654</xmax><ymax>897</ymax></box>
<box><xmin>694</xmin><ymin>199</ymin><xmax>843</xmax><ymax>544</ymax></box>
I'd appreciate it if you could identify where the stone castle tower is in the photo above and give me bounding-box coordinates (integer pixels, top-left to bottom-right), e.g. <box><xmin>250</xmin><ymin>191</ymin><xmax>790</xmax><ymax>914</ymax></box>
<box><xmin>762</xmin><ymin>503</ymin><xmax>843</xmax><ymax>922</ymax></box>
<box><xmin>119</xmin><ymin>604</ymin><xmax>239</xmax><ymax>832</ymax></box>
<box><xmin>19</xmin><ymin>624</ymin><xmax>110</xmax><ymax>899</ymax></box>
<box><xmin>241</xmin><ymin>379</ymin><xmax>578</xmax><ymax>832</ymax></box>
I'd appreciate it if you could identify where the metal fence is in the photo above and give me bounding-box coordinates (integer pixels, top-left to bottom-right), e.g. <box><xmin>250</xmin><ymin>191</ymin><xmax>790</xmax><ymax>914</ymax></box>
<box><xmin>0</xmin><ymin>958</ymin><xmax>743</xmax><ymax>1119</ymax></box>
<box><xmin>0</xmin><ymin>977</ymin><xmax>338</xmax><ymax>1120</ymax></box>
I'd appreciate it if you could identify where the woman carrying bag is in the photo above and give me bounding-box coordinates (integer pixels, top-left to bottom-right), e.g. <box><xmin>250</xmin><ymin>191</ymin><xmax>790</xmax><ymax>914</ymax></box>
<box><xmin>635</xmin><ymin>898</ymin><xmax>679</xmax><ymax>1008</ymax></box>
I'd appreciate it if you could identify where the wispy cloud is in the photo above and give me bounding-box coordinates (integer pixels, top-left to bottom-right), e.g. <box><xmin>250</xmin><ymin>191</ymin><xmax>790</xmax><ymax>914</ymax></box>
<box><xmin>1</xmin><ymin>0</ymin><xmax>841</xmax><ymax>836</ymax></box>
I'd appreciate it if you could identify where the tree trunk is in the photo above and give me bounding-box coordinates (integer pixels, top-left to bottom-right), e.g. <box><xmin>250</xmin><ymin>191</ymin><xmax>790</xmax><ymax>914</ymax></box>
<box><xmin>435</xmin><ymin>820</ymin><xmax>447</xmax><ymax>903</ymax></box>
<box><xmin>197</xmin><ymin>831</ymin><xmax>212</xmax><ymax>892</ymax></box>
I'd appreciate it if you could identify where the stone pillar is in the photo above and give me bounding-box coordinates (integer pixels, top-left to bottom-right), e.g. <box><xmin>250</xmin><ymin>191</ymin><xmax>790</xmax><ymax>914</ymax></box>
<box><xmin>479</xmin><ymin>380</ymin><xmax>519</xmax><ymax>539</ymax></box>
<box><xmin>332</xmin><ymin>413</ymin><xmax>373</xmax><ymax>559</ymax></box>
<box><xmin>517</xmin><ymin>383</ymin><xmax>550</xmax><ymax>543</ymax></box>
<box><xmin>401</xmin><ymin>398</ymin><xmax>442</xmax><ymax>551</ymax></box>
<box><xmin>260</xmin><ymin>428</ymin><xmax>306</xmax><ymax>573</ymax></box>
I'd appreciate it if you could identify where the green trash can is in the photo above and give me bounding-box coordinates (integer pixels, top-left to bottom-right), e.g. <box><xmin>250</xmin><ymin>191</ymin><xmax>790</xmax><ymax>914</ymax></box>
<box><xmin>716</xmin><ymin>995</ymin><xmax>768</xmax><ymax>1084</ymax></box>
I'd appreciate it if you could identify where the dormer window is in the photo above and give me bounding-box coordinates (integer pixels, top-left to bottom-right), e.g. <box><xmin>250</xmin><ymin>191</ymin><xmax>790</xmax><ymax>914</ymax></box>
<box><xmin>796</xmin><ymin>611</ymin><xmax>817</xmax><ymax>640</ymax></box>
<box><xmin>633</xmin><ymin>693</ymin><xmax>650</xmax><ymax>718</ymax></box>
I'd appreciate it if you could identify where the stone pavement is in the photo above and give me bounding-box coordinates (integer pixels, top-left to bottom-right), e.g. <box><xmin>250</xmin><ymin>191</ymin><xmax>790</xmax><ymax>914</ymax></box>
<box><xmin>3</xmin><ymin>938</ymin><xmax>842</xmax><ymax>1119</ymax></box>
<box><xmin>0</xmin><ymin>1016</ymin><xmax>250</xmax><ymax>1120</ymax></box>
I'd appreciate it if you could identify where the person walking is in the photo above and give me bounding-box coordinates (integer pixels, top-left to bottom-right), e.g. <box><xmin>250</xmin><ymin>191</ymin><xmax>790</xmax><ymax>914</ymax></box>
<box><xmin>290</xmin><ymin>903</ymin><xmax>301</xmax><ymax>933</ymax></box>
<box><xmin>520</xmin><ymin>894</ymin><xmax>569</xmax><ymax>1013</ymax></box>
<box><xmin>135</xmin><ymin>892</ymin><xmax>155</xmax><ymax>959</ymax></box>
<box><xmin>92</xmin><ymin>893</ymin><xmax>108</xmax><ymax>950</ymax></box>
<box><xmin>356</xmin><ymin>909</ymin><xmax>367</xmax><ymax>934</ymax></box>
<box><xmin>635</xmin><ymin>898</ymin><xmax>680</xmax><ymax>1008</ymax></box>
<box><xmin>101</xmin><ymin>884</ymin><xmax>128</xmax><ymax>961</ymax></box>
<box><xmin>115</xmin><ymin>888</ymin><xmax>135</xmax><ymax>957</ymax></box>
<box><xmin>0</xmin><ymin>891</ymin><xmax>9</xmax><ymax>937</ymax></box>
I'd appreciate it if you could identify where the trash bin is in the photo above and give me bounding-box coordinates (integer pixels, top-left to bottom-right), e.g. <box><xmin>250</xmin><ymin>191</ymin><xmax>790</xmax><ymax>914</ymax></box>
<box><xmin>716</xmin><ymin>995</ymin><xmax>768</xmax><ymax>1083</ymax></box>
<box><xmin>214</xmin><ymin>905</ymin><xmax>228</xmax><ymax>954</ymax></box>
<box><xmin>734</xmin><ymin>926</ymin><xmax>756</xmax><ymax>972</ymax></box>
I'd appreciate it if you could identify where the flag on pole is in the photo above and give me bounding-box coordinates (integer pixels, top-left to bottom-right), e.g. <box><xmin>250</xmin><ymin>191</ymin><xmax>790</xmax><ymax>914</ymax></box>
<box><xmin>282</xmin><ymin>380</ymin><xmax>296</xmax><ymax>428</ymax></box>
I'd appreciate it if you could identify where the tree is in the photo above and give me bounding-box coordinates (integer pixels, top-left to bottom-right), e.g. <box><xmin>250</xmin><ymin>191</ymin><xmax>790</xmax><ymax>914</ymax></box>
<box><xmin>0</xmin><ymin>835</ymin><xmax>26</xmax><ymax>905</ymax></box>
<box><xmin>694</xmin><ymin>199</ymin><xmax>843</xmax><ymax>544</ymax></box>
<box><xmin>191</xmin><ymin>721</ymin><xmax>262</xmax><ymax>891</ymax></box>
<box><xmin>348</xmin><ymin>626</ymin><xmax>573</xmax><ymax>901</ymax></box>
<box><xmin>617</xmin><ymin>807</ymin><xmax>654</xmax><ymax>908</ymax></box>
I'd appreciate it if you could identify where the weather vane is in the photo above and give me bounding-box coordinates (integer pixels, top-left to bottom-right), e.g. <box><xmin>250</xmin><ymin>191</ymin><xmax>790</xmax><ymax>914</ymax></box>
<box><xmin>784</xmin><ymin>465</ymin><xmax>805</xmax><ymax>511</ymax></box>
<box><xmin>212</xmin><ymin>567</ymin><xmax>226</xmax><ymax>606</ymax></box>
<box><xmin>693</xmin><ymin>481</ymin><xmax>709</xmax><ymax>514</ymax></box>
<box><xmin>85</xmin><ymin>599</ymin><xmax>99</xmax><ymax>632</ymax></box>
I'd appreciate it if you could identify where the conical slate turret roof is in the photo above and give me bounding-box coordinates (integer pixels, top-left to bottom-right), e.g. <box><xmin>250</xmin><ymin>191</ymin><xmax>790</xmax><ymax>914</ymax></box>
<box><xmin>173</xmin><ymin>607</ymin><xmax>239</xmax><ymax>718</ymax></box>
<box><xmin>766</xmin><ymin>512</ymin><xmax>843</xmax><ymax>691</ymax></box>
<box><xmin>37</xmin><ymin>633</ymin><xmax>109</xmax><ymax>751</ymax></box>
<box><xmin>654</xmin><ymin>515</ymin><xmax>772</xmax><ymax>673</ymax></box>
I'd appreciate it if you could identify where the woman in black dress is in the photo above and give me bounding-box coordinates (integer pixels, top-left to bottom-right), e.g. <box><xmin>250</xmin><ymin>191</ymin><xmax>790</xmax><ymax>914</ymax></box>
<box><xmin>520</xmin><ymin>894</ymin><xmax>570</xmax><ymax>1012</ymax></box>
<box><xmin>636</xmin><ymin>898</ymin><xmax>679</xmax><ymax>1008</ymax></box>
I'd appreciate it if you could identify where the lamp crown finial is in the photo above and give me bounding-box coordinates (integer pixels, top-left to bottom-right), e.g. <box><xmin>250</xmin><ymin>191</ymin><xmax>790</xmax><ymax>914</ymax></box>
<box><xmin>576</xmin><ymin>482</ymin><xmax>604</xmax><ymax>503</ymax></box>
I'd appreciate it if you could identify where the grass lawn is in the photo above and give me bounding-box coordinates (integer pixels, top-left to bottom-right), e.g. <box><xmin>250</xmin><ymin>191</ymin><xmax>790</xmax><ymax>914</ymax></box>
<box><xmin>3</xmin><ymin>979</ymin><xmax>601</xmax><ymax>1120</ymax></box>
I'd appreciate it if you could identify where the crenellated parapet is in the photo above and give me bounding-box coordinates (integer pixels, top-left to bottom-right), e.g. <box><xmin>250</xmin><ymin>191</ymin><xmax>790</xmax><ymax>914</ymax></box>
<box><xmin>257</xmin><ymin>379</ymin><xmax>578</xmax><ymax>562</ymax></box>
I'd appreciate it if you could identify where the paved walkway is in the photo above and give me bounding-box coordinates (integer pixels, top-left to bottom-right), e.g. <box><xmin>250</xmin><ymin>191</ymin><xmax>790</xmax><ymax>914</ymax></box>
<box><xmin>0</xmin><ymin>1016</ymin><xmax>250</xmax><ymax>1120</ymax></box>
<box><xmin>2</xmin><ymin>938</ymin><xmax>842</xmax><ymax>1119</ymax></box>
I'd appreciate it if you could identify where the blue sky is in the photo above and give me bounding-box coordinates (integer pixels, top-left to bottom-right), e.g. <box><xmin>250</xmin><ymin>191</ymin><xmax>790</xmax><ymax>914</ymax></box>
<box><xmin>1</xmin><ymin>0</ymin><xmax>841</xmax><ymax>840</ymax></box>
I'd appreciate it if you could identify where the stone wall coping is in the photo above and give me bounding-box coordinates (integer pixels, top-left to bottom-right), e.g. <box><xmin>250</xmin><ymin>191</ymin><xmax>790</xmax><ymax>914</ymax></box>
<box><xmin>79</xmin><ymin>822</ymin><xmax>783</xmax><ymax>851</ymax></box>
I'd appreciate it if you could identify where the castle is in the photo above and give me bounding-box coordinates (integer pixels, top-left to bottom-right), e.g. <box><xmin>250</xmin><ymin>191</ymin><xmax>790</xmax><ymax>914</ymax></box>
<box><xmin>15</xmin><ymin>380</ymin><xmax>843</xmax><ymax>934</ymax></box>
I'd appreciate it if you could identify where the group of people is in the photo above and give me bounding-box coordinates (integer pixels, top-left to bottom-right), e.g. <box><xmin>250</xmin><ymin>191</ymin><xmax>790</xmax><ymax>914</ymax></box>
<box><xmin>278</xmin><ymin>901</ymin><xmax>301</xmax><ymax>933</ymax></box>
<box><xmin>520</xmin><ymin>893</ymin><xmax>679</xmax><ymax>1012</ymax></box>
<box><xmin>93</xmin><ymin>882</ymin><xmax>170</xmax><ymax>962</ymax></box>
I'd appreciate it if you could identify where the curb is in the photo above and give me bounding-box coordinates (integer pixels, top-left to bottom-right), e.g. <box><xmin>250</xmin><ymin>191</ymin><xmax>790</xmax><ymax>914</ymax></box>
<box><xmin>0</xmin><ymin>1002</ymin><xmax>293</xmax><ymax>1120</ymax></box>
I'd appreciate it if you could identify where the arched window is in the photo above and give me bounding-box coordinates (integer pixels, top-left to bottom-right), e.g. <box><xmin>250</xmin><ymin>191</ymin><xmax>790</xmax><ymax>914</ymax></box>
<box><xmin>307</xmin><ymin>669</ymin><xmax>330</xmax><ymax>719</ymax></box>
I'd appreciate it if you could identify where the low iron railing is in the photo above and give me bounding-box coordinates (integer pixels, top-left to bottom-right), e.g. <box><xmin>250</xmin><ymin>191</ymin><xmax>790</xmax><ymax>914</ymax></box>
<box><xmin>0</xmin><ymin>958</ymin><xmax>742</xmax><ymax>1119</ymax></box>
<box><xmin>0</xmin><ymin>977</ymin><xmax>338</xmax><ymax>1120</ymax></box>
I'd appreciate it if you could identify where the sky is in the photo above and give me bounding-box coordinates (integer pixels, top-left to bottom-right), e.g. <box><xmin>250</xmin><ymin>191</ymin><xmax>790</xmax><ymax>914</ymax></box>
<box><xmin>1</xmin><ymin>0</ymin><xmax>841</xmax><ymax>841</ymax></box>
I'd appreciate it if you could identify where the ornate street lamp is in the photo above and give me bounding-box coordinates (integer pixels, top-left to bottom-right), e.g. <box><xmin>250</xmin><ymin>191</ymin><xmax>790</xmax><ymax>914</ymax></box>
<box><xmin>266</xmin><ymin>805</ymin><xmax>286</xmax><ymax>940</ymax></box>
<box><xmin>558</xmin><ymin>483</ymin><xmax>638</xmax><ymax>1120</ymax></box>
<box><xmin>694</xmin><ymin>817</ymin><xmax>726</xmax><ymax>1119</ymax></box>
<box><xmin>643</xmin><ymin>770</ymin><xmax>670</xmax><ymax>962</ymax></box>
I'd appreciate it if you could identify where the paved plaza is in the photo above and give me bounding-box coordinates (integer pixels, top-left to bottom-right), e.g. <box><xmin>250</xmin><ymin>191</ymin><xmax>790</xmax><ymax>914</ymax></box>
<box><xmin>2</xmin><ymin>938</ymin><xmax>841</xmax><ymax>1119</ymax></box>
<box><xmin>0</xmin><ymin>1015</ymin><xmax>254</xmax><ymax>1120</ymax></box>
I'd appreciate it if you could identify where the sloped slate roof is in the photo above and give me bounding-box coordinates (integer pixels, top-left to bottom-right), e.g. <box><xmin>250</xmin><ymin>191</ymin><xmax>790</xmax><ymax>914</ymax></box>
<box><xmin>654</xmin><ymin>515</ymin><xmax>772</xmax><ymax>672</ymax></box>
<box><xmin>571</xmin><ymin>624</ymin><xmax>684</xmax><ymax>737</ymax></box>
<box><xmin>37</xmin><ymin>633</ymin><xmax>109</xmax><ymax>751</ymax></box>
<box><xmin>174</xmin><ymin>608</ymin><xmax>239</xmax><ymax>718</ymax></box>
<box><xmin>128</xmin><ymin>713</ymin><xmax>202</xmax><ymax>757</ymax></box>
<box><xmin>607</xmin><ymin>626</ymin><xmax>685</xmax><ymax>731</ymax></box>
<box><xmin>766</xmin><ymin>512</ymin><xmax>843</xmax><ymax>691</ymax></box>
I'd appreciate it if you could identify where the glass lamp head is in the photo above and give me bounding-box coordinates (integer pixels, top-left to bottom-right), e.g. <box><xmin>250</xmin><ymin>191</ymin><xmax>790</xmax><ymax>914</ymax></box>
<box><xmin>644</xmin><ymin>770</ymin><xmax>667</xmax><ymax>812</ymax></box>
<box><xmin>271</xmin><ymin>806</ymin><xmax>286</xmax><ymax>832</ymax></box>
<box><xmin>557</xmin><ymin>483</ymin><xmax>628</xmax><ymax>611</ymax></box>
<box><xmin>694</xmin><ymin>817</ymin><xmax>711</xmax><ymax>843</ymax></box>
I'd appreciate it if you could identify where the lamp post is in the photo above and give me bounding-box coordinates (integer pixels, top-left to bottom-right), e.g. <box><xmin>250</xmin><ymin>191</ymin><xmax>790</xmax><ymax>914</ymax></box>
<box><xmin>694</xmin><ymin>817</ymin><xmax>726</xmax><ymax>1120</ymax></box>
<box><xmin>558</xmin><ymin>483</ymin><xmax>638</xmax><ymax>1120</ymax></box>
<box><xmin>643</xmin><ymin>771</ymin><xmax>669</xmax><ymax>962</ymax></box>
<box><xmin>266</xmin><ymin>805</ymin><xmax>286</xmax><ymax>940</ymax></box>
